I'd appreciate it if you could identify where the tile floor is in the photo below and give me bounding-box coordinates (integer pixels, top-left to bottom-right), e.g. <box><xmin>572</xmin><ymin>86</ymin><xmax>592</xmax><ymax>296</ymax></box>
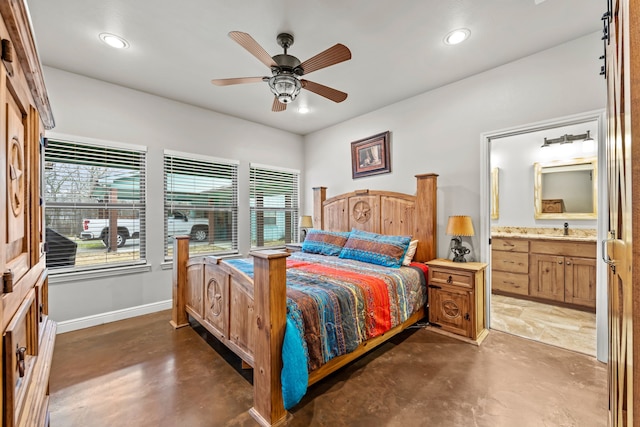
<box><xmin>490</xmin><ymin>294</ymin><xmax>597</xmax><ymax>356</ymax></box>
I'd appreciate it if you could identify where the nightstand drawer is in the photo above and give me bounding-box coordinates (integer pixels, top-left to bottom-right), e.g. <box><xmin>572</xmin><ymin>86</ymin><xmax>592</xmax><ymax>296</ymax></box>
<box><xmin>429</xmin><ymin>268</ymin><xmax>473</xmax><ymax>289</ymax></box>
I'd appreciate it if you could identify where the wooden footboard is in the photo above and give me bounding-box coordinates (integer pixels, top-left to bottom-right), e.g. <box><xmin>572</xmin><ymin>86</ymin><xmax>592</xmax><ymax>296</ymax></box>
<box><xmin>172</xmin><ymin>237</ymin><xmax>290</xmax><ymax>426</ymax></box>
<box><xmin>171</xmin><ymin>173</ymin><xmax>438</xmax><ymax>426</ymax></box>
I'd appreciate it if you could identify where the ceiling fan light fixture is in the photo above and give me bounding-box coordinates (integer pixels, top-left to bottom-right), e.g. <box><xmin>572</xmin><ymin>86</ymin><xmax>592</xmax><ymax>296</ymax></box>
<box><xmin>444</xmin><ymin>28</ymin><xmax>471</xmax><ymax>45</ymax></box>
<box><xmin>268</xmin><ymin>74</ymin><xmax>301</xmax><ymax>103</ymax></box>
<box><xmin>99</xmin><ymin>32</ymin><xmax>129</xmax><ymax>49</ymax></box>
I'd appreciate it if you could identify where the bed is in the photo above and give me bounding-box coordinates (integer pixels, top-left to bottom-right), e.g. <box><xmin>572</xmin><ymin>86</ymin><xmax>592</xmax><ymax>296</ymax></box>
<box><xmin>171</xmin><ymin>173</ymin><xmax>438</xmax><ymax>426</ymax></box>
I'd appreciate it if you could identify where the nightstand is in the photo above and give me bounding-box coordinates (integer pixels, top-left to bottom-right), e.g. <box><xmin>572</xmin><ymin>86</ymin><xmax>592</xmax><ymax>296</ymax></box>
<box><xmin>285</xmin><ymin>243</ymin><xmax>303</xmax><ymax>253</ymax></box>
<box><xmin>425</xmin><ymin>259</ymin><xmax>488</xmax><ymax>345</ymax></box>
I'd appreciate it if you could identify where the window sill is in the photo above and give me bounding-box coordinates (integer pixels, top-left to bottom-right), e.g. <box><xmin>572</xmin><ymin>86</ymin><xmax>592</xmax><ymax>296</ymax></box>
<box><xmin>48</xmin><ymin>263</ymin><xmax>152</xmax><ymax>284</ymax></box>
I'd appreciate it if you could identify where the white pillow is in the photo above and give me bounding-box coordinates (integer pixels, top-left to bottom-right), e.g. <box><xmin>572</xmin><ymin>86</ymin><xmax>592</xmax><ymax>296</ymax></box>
<box><xmin>402</xmin><ymin>240</ymin><xmax>419</xmax><ymax>266</ymax></box>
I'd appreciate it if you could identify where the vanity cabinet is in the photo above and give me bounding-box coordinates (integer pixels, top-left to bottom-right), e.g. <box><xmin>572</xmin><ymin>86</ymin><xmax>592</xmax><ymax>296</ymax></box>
<box><xmin>492</xmin><ymin>237</ymin><xmax>596</xmax><ymax>310</ymax></box>
<box><xmin>491</xmin><ymin>238</ymin><xmax>529</xmax><ymax>296</ymax></box>
<box><xmin>528</xmin><ymin>239</ymin><xmax>596</xmax><ymax>309</ymax></box>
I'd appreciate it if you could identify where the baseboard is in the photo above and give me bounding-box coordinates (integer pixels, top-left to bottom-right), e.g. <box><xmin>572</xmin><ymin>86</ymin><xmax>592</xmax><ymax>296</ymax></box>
<box><xmin>56</xmin><ymin>300</ymin><xmax>172</xmax><ymax>334</ymax></box>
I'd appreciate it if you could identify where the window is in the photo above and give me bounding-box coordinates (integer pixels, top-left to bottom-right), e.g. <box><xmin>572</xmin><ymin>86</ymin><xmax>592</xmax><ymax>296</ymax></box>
<box><xmin>44</xmin><ymin>137</ymin><xmax>146</xmax><ymax>272</ymax></box>
<box><xmin>164</xmin><ymin>151</ymin><xmax>238</xmax><ymax>259</ymax></box>
<box><xmin>249</xmin><ymin>164</ymin><xmax>300</xmax><ymax>248</ymax></box>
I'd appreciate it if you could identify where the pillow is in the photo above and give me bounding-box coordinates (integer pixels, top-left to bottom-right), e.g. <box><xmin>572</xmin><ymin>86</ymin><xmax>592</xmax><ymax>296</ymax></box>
<box><xmin>402</xmin><ymin>240</ymin><xmax>419</xmax><ymax>266</ymax></box>
<box><xmin>301</xmin><ymin>229</ymin><xmax>351</xmax><ymax>256</ymax></box>
<box><xmin>339</xmin><ymin>229</ymin><xmax>412</xmax><ymax>268</ymax></box>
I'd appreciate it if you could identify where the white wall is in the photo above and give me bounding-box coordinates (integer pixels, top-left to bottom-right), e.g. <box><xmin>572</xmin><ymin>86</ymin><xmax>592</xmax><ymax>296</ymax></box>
<box><xmin>43</xmin><ymin>67</ymin><xmax>304</xmax><ymax>325</ymax></box>
<box><xmin>303</xmin><ymin>32</ymin><xmax>606</xmax><ymax>261</ymax></box>
<box><xmin>45</xmin><ymin>31</ymin><xmax>605</xmax><ymax>328</ymax></box>
<box><xmin>491</xmin><ymin>120</ymin><xmax>598</xmax><ymax>229</ymax></box>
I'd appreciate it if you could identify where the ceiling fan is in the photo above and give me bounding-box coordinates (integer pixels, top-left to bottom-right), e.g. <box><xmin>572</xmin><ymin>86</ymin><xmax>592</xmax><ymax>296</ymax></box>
<box><xmin>211</xmin><ymin>31</ymin><xmax>352</xmax><ymax>112</ymax></box>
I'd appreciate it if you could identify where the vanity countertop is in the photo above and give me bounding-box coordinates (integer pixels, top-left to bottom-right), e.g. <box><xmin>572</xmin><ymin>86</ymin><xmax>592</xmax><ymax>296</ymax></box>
<box><xmin>491</xmin><ymin>226</ymin><xmax>597</xmax><ymax>242</ymax></box>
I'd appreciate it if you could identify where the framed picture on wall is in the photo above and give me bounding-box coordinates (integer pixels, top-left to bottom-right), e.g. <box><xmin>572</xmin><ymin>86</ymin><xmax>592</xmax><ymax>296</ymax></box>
<box><xmin>351</xmin><ymin>131</ymin><xmax>391</xmax><ymax>179</ymax></box>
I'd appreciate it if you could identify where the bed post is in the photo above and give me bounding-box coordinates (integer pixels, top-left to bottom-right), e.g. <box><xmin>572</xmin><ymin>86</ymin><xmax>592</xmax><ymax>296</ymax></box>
<box><xmin>312</xmin><ymin>186</ymin><xmax>327</xmax><ymax>230</ymax></box>
<box><xmin>249</xmin><ymin>250</ymin><xmax>290</xmax><ymax>427</ymax></box>
<box><xmin>414</xmin><ymin>173</ymin><xmax>438</xmax><ymax>263</ymax></box>
<box><xmin>170</xmin><ymin>236</ymin><xmax>190</xmax><ymax>329</ymax></box>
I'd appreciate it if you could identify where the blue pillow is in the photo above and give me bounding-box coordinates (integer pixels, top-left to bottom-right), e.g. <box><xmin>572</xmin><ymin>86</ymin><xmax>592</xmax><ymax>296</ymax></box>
<box><xmin>339</xmin><ymin>228</ymin><xmax>412</xmax><ymax>268</ymax></box>
<box><xmin>301</xmin><ymin>229</ymin><xmax>351</xmax><ymax>256</ymax></box>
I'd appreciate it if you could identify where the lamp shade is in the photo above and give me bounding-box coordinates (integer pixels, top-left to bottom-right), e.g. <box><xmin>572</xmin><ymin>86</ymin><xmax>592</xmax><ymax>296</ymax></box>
<box><xmin>299</xmin><ymin>215</ymin><xmax>313</xmax><ymax>228</ymax></box>
<box><xmin>446</xmin><ymin>215</ymin><xmax>475</xmax><ymax>237</ymax></box>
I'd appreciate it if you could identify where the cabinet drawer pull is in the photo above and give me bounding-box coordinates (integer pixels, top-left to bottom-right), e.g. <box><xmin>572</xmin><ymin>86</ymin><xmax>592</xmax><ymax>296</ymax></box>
<box><xmin>16</xmin><ymin>345</ymin><xmax>26</xmax><ymax>377</ymax></box>
<box><xmin>502</xmin><ymin>260</ymin><xmax>514</xmax><ymax>264</ymax></box>
<box><xmin>447</xmin><ymin>275</ymin><xmax>453</xmax><ymax>284</ymax></box>
<box><xmin>558</xmin><ymin>261</ymin><xmax>563</xmax><ymax>264</ymax></box>
<box><xmin>566</xmin><ymin>261</ymin><xmax>571</xmax><ymax>265</ymax></box>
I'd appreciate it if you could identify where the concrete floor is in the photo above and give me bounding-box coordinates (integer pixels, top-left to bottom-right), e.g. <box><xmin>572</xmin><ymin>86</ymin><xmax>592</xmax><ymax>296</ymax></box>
<box><xmin>50</xmin><ymin>310</ymin><xmax>607</xmax><ymax>427</ymax></box>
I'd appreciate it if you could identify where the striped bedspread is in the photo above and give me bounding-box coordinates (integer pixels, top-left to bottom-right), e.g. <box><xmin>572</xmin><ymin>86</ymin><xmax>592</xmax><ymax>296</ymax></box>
<box><xmin>225</xmin><ymin>251</ymin><xmax>427</xmax><ymax>372</ymax></box>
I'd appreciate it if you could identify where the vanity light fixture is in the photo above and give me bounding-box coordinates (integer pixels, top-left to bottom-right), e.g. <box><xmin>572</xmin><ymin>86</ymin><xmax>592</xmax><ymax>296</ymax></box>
<box><xmin>99</xmin><ymin>33</ymin><xmax>130</xmax><ymax>49</ymax></box>
<box><xmin>444</xmin><ymin>28</ymin><xmax>471</xmax><ymax>45</ymax></box>
<box><xmin>541</xmin><ymin>130</ymin><xmax>593</xmax><ymax>148</ymax></box>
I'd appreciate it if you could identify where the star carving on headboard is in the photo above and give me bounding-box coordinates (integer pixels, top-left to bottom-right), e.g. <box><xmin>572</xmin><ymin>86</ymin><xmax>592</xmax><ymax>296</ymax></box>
<box><xmin>352</xmin><ymin>201</ymin><xmax>371</xmax><ymax>223</ymax></box>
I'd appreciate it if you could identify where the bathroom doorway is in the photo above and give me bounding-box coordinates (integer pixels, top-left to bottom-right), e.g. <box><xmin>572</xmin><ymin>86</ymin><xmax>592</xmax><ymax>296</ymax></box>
<box><xmin>480</xmin><ymin>111</ymin><xmax>607</xmax><ymax>361</ymax></box>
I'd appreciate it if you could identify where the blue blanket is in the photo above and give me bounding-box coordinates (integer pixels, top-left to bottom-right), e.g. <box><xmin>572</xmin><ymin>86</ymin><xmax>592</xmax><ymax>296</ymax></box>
<box><xmin>282</xmin><ymin>314</ymin><xmax>308</xmax><ymax>409</ymax></box>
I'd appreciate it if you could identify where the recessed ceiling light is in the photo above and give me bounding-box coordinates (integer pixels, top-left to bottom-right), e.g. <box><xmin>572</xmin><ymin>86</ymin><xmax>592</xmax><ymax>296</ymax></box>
<box><xmin>444</xmin><ymin>28</ymin><xmax>470</xmax><ymax>45</ymax></box>
<box><xmin>99</xmin><ymin>33</ymin><xmax>130</xmax><ymax>49</ymax></box>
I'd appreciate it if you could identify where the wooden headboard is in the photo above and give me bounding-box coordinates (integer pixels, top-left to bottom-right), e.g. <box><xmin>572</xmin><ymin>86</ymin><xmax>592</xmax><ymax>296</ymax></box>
<box><xmin>312</xmin><ymin>173</ymin><xmax>438</xmax><ymax>262</ymax></box>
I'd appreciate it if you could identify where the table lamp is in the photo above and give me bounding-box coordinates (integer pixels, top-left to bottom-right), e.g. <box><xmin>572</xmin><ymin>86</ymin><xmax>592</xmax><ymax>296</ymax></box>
<box><xmin>299</xmin><ymin>215</ymin><xmax>313</xmax><ymax>241</ymax></box>
<box><xmin>446</xmin><ymin>215</ymin><xmax>475</xmax><ymax>262</ymax></box>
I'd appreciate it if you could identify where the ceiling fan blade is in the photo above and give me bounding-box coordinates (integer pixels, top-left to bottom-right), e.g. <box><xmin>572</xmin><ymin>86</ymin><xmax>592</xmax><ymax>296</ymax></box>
<box><xmin>272</xmin><ymin>97</ymin><xmax>287</xmax><ymax>112</ymax></box>
<box><xmin>211</xmin><ymin>77</ymin><xmax>265</xmax><ymax>86</ymax></box>
<box><xmin>301</xmin><ymin>79</ymin><xmax>348</xmax><ymax>103</ymax></box>
<box><xmin>228</xmin><ymin>31</ymin><xmax>277</xmax><ymax>68</ymax></box>
<box><xmin>299</xmin><ymin>44</ymin><xmax>351</xmax><ymax>75</ymax></box>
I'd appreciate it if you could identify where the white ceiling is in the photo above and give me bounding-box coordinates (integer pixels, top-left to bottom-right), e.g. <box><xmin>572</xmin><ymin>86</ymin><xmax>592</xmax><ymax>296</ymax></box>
<box><xmin>26</xmin><ymin>0</ymin><xmax>604</xmax><ymax>135</ymax></box>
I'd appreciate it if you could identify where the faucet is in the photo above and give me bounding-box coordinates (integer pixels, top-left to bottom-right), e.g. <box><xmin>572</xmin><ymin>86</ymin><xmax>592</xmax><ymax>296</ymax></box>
<box><xmin>564</xmin><ymin>222</ymin><xmax>569</xmax><ymax>236</ymax></box>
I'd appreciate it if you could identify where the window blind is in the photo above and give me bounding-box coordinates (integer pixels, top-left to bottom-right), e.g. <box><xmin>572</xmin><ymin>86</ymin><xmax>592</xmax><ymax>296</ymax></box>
<box><xmin>44</xmin><ymin>138</ymin><xmax>146</xmax><ymax>271</ymax></box>
<box><xmin>164</xmin><ymin>151</ymin><xmax>239</xmax><ymax>259</ymax></box>
<box><xmin>249</xmin><ymin>164</ymin><xmax>300</xmax><ymax>249</ymax></box>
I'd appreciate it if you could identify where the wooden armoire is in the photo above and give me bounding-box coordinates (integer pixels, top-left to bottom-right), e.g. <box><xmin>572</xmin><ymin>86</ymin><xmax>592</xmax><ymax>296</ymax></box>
<box><xmin>605</xmin><ymin>0</ymin><xmax>640</xmax><ymax>426</ymax></box>
<box><xmin>0</xmin><ymin>1</ymin><xmax>56</xmax><ymax>426</ymax></box>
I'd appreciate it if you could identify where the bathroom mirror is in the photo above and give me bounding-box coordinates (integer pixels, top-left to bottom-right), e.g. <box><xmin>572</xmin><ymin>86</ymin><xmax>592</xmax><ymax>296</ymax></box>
<box><xmin>491</xmin><ymin>167</ymin><xmax>499</xmax><ymax>219</ymax></box>
<box><xmin>533</xmin><ymin>157</ymin><xmax>597</xmax><ymax>219</ymax></box>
